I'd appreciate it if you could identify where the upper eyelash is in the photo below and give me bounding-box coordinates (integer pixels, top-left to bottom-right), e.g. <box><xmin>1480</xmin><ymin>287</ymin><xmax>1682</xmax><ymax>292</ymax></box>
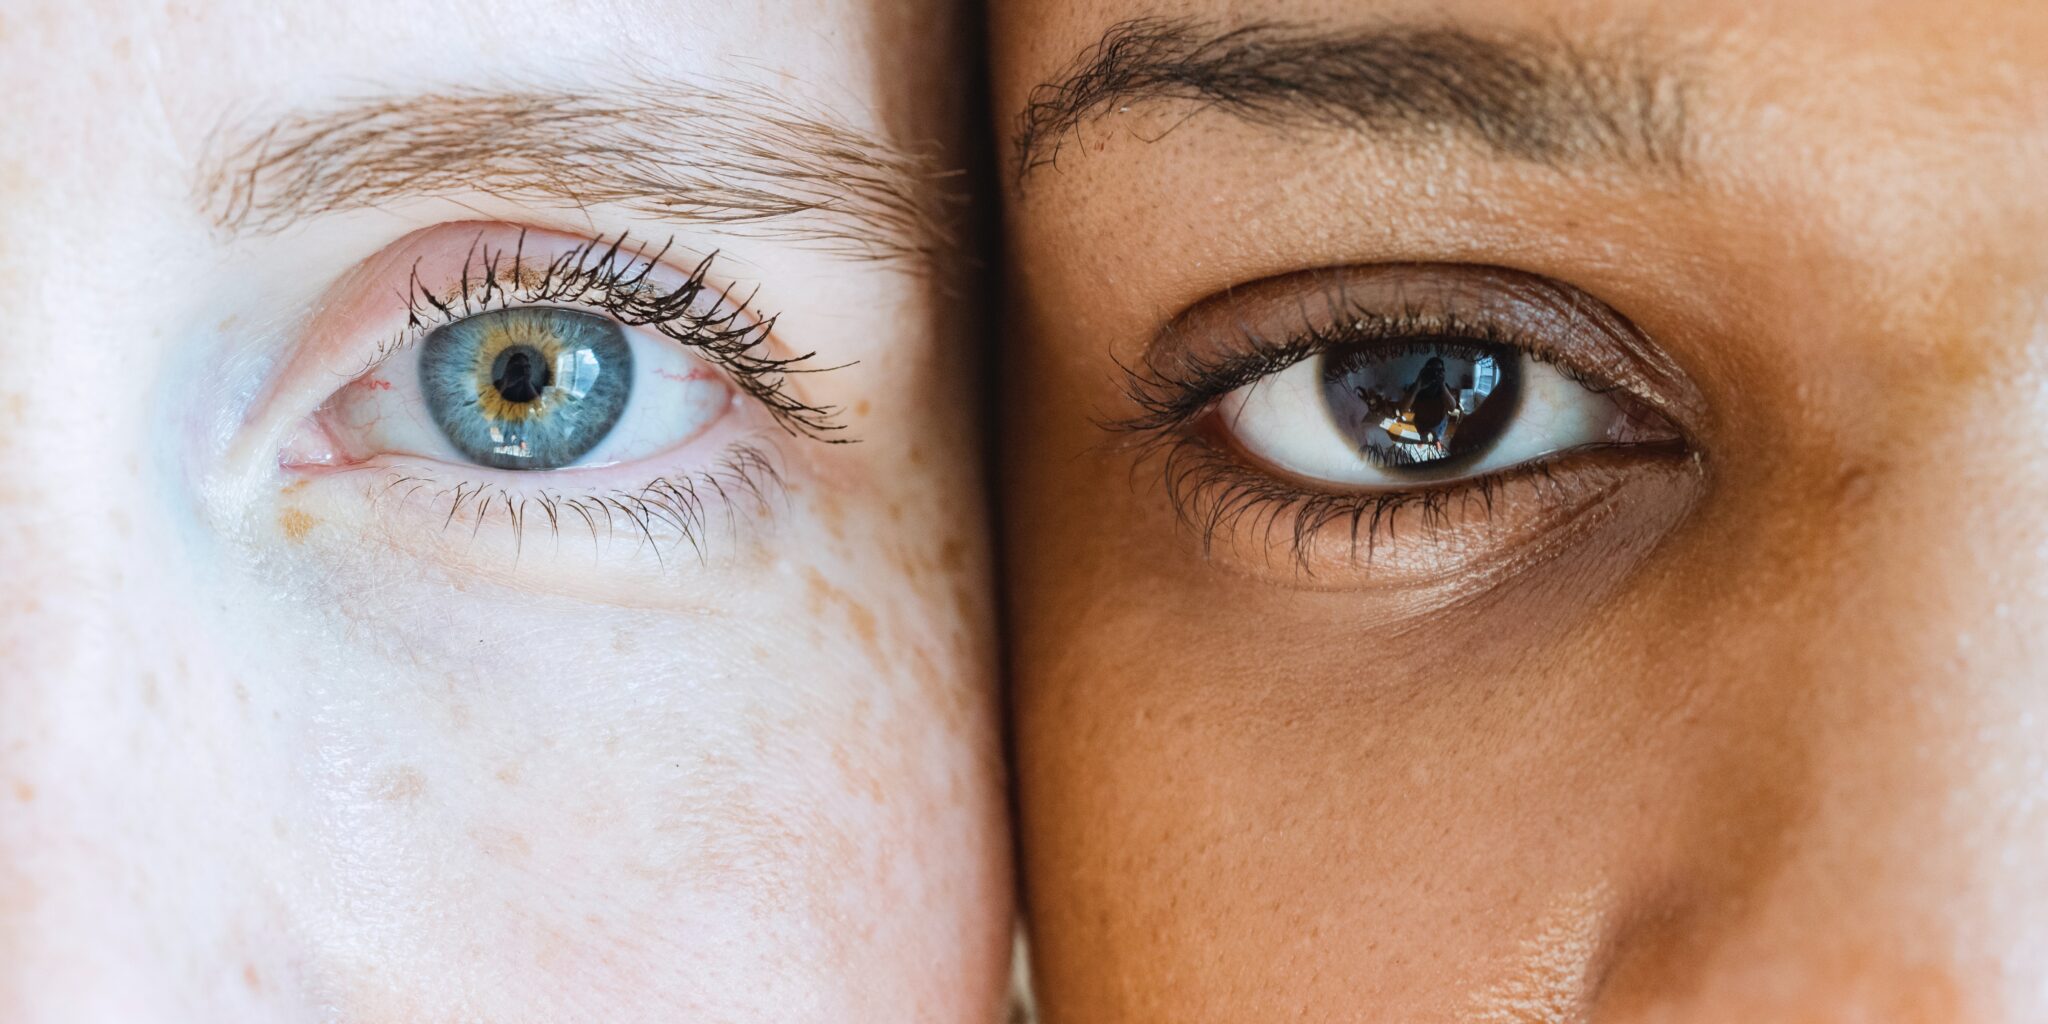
<box><xmin>377</xmin><ymin>229</ymin><xmax>847</xmax><ymax>441</ymax></box>
<box><xmin>1107</xmin><ymin>305</ymin><xmax>1547</xmax><ymax>437</ymax></box>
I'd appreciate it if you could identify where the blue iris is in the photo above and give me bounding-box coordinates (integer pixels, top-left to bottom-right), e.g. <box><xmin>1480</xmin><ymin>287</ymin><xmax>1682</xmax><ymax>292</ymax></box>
<box><xmin>419</xmin><ymin>307</ymin><xmax>634</xmax><ymax>470</ymax></box>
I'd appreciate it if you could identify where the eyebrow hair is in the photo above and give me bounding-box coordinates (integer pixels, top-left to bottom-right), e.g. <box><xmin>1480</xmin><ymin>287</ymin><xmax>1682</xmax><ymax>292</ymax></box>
<box><xmin>200</xmin><ymin>80</ymin><xmax>959</xmax><ymax>265</ymax></box>
<box><xmin>1012</xmin><ymin>18</ymin><xmax>1688</xmax><ymax>182</ymax></box>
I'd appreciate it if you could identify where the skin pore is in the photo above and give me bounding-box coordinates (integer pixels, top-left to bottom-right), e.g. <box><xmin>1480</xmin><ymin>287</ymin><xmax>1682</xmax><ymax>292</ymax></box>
<box><xmin>996</xmin><ymin>1</ymin><xmax>2048</xmax><ymax>1021</ymax></box>
<box><xmin>0</xmin><ymin>2</ymin><xmax>1007</xmax><ymax>1021</ymax></box>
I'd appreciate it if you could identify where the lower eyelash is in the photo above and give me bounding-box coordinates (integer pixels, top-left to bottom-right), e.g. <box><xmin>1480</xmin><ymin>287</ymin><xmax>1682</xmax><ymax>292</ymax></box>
<box><xmin>362</xmin><ymin>441</ymin><xmax>786</xmax><ymax>565</ymax></box>
<box><xmin>1142</xmin><ymin>432</ymin><xmax>1680</xmax><ymax>571</ymax></box>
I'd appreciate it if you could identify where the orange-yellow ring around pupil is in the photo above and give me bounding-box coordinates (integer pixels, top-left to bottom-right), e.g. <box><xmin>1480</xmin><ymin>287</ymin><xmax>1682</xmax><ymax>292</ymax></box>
<box><xmin>469</xmin><ymin>316</ymin><xmax>570</xmax><ymax>424</ymax></box>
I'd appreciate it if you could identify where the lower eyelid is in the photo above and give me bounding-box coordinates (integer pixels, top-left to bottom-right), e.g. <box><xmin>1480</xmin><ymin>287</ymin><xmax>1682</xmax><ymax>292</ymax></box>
<box><xmin>1154</xmin><ymin>425</ymin><xmax>1692</xmax><ymax>581</ymax></box>
<box><xmin>273</xmin><ymin>435</ymin><xmax>790</xmax><ymax>572</ymax></box>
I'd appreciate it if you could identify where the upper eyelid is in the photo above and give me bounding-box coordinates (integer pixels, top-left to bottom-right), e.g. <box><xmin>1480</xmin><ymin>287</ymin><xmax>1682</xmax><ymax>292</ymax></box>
<box><xmin>1111</xmin><ymin>263</ymin><xmax>1703</xmax><ymax>437</ymax></box>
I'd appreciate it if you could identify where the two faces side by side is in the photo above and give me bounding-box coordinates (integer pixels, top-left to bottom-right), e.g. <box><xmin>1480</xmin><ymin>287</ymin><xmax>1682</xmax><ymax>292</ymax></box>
<box><xmin>6</xmin><ymin>0</ymin><xmax>2048</xmax><ymax>1021</ymax></box>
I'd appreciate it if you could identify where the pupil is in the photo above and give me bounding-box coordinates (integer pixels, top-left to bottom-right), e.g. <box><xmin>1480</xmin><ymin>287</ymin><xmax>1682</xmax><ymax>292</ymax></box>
<box><xmin>491</xmin><ymin>346</ymin><xmax>551</xmax><ymax>404</ymax></box>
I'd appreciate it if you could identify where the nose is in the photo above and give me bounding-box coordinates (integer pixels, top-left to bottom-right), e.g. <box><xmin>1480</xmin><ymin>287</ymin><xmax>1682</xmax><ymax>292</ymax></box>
<box><xmin>1595</xmin><ymin>328</ymin><xmax>2048</xmax><ymax>1021</ymax></box>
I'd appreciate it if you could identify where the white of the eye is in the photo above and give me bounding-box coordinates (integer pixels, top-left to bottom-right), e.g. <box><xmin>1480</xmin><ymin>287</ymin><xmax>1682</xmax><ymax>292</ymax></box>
<box><xmin>1218</xmin><ymin>352</ymin><xmax>1620</xmax><ymax>487</ymax></box>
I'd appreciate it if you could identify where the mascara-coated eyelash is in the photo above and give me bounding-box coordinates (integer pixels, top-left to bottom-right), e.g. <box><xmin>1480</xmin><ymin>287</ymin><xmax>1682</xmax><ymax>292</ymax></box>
<box><xmin>384</xmin><ymin>229</ymin><xmax>845</xmax><ymax>441</ymax></box>
<box><xmin>280</xmin><ymin>225</ymin><xmax>841</xmax><ymax>568</ymax></box>
<box><xmin>1106</xmin><ymin>265</ymin><xmax>1692</xmax><ymax>569</ymax></box>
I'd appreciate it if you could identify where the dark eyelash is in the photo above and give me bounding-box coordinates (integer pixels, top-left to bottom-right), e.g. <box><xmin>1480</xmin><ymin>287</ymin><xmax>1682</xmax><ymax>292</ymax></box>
<box><xmin>395</xmin><ymin>229</ymin><xmax>846</xmax><ymax>441</ymax></box>
<box><xmin>1147</xmin><ymin>435</ymin><xmax>1565</xmax><ymax>569</ymax></box>
<box><xmin>1107</xmin><ymin>305</ymin><xmax>1539</xmax><ymax>436</ymax></box>
<box><xmin>1105</xmin><ymin>305</ymin><xmax>1656</xmax><ymax>567</ymax></box>
<box><xmin>368</xmin><ymin>441</ymin><xmax>787</xmax><ymax>567</ymax></box>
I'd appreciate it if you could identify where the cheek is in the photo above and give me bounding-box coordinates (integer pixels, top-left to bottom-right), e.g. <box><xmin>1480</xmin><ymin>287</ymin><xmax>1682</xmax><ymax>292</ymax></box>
<box><xmin>185</xmin><ymin>485</ymin><xmax>1004</xmax><ymax>1018</ymax></box>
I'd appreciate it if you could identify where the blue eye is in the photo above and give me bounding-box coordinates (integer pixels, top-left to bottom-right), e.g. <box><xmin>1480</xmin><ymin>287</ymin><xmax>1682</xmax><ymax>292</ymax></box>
<box><xmin>419</xmin><ymin>307</ymin><xmax>634</xmax><ymax>470</ymax></box>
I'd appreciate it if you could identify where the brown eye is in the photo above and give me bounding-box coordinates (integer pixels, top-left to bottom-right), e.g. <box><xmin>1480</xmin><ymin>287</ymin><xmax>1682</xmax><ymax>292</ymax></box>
<box><xmin>1215</xmin><ymin>337</ymin><xmax>1642</xmax><ymax>489</ymax></box>
<box><xmin>1318</xmin><ymin>341</ymin><xmax>1523</xmax><ymax>471</ymax></box>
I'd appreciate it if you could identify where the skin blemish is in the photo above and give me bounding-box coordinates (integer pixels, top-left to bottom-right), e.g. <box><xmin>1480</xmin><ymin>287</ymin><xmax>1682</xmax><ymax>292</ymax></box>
<box><xmin>279</xmin><ymin>507</ymin><xmax>316</xmax><ymax>541</ymax></box>
<box><xmin>803</xmin><ymin>567</ymin><xmax>885</xmax><ymax>660</ymax></box>
<box><xmin>373</xmin><ymin>766</ymin><xmax>427</xmax><ymax>802</ymax></box>
<box><xmin>361</xmin><ymin>377</ymin><xmax>394</xmax><ymax>391</ymax></box>
<box><xmin>11</xmin><ymin>781</ymin><xmax>32</xmax><ymax>802</ymax></box>
<box><xmin>469</xmin><ymin>825</ymin><xmax>533</xmax><ymax>862</ymax></box>
<box><xmin>242</xmin><ymin>963</ymin><xmax>262</xmax><ymax>992</ymax></box>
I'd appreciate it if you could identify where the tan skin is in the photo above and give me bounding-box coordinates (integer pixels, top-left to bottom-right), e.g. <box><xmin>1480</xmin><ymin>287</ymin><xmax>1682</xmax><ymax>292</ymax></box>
<box><xmin>996</xmin><ymin>1</ymin><xmax>2048</xmax><ymax>1020</ymax></box>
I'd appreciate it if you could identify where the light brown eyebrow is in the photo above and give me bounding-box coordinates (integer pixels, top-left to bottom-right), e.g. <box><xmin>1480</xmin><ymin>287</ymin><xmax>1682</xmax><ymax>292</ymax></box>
<box><xmin>199</xmin><ymin>79</ymin><xmax>959</xmax><ymax>266</ymax></box>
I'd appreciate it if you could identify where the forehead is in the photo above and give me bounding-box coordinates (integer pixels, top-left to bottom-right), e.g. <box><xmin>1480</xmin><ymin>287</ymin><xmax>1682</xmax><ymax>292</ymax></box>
<box><xmin>993</xmin><ymin>0</ymin><xmax>2048</xmax><ymax>356</ymax></box>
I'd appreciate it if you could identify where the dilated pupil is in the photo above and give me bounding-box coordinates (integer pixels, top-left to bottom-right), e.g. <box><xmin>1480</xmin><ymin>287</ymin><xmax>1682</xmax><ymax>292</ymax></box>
<box><xmin>491</xmin><ymin>346</ymin><xmax>551</xmax><ymax>404</ymax></box>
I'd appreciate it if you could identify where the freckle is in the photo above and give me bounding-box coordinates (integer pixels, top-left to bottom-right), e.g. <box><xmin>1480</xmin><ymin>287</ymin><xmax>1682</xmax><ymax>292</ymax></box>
<box><xmin>279</xmin><ymin>479</ymin><xmax>310</xmax><ymax>496</ymax></box>
<box><xmin>848</xmin><ymin>602</ymin><xmax>880</xmax><ymax>658</ymax></box>
<box><xmin>495</xmin><ymin>762</ymin><xmax>523</xmax><ymax>785</ymax></box>
<box><xmin>11</xmin><ymin>781</ymin><xmax>33</xmax><ymax>803</ymax></box>
<box><xmin>242</xmin><ymin>963</ymin><xmax>261</xmax><ymax>992</ymax></box>
<box><xmin>886</xmin><ymin>502</ymin><xmax>903</xmax><ymax>522</ymax></box>
<box><xmin>907</xmin><ymin>445</ymin><xmax>926</xmax><ymax>466</ymax></box>
<box><xmin>279</xmin><ymin>507</ymin><xmax>316</xmax><ymax>541</ymax></box>
<box><xmin>749</xmin><ymin>645</ymin><xmax>770</xmax><ymax>661</ymax></box>
<box><xmin>215</xmin><ymin>314</ymin><xmax>238</xmax><ymax>332</ymax></box>
<box><xmin>611</xmin><ymin>629</ymin><xmax>638</xmax><ymax>654</ymax></box>
<box><xmin>812</xmin><ymin>489</ymin><xmax>844</xmax><ymax>527</ymax></box>
<box><xmin>140</xmin><ymin>674</ymin><xmax>160</xmax><ymax>708</ymax></box>
<box><xmin>373</xmin><ymin>765</ymin><xmax>427</xmax><ymax>802</ymax></box>
<box><xmin>233</xmin><ymin>682</ymin><xmax>250</xmax><ymax>704</ymax></box>
<box><xmin>805</xmin><ymin>568</ymin><xmax>832</xmax><ymax>616</ymax></box>
<box><xmin>853</xmin><ymin>399</ymin><xmax>871</xmax><ymax>416</ymax></box>
<box><xmin>470</xmin><ymin>825</ymin><xmax>532</xmax><ymax>860</ymax></box>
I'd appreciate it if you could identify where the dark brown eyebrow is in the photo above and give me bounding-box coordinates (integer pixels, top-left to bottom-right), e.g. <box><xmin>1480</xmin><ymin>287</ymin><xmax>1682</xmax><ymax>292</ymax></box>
<box><xmin>199</xmin><ymin>80</ymin><xmax>959</xmax><ymax>266</ymax></box>
<box><xmin>1012</xmin><ymin>18</ymin><xmax>1689</xmax><ymax>182</ymax></box>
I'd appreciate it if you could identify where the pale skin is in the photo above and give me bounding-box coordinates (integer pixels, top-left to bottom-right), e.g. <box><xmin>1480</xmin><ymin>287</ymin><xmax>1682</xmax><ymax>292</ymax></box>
<box><xmin>996</xmin><ymin>0</ymin><xmax>2048</xmax><ymax>1020</ymax></box>
<box><xmin>0</xmin><ymin>2</ymin><xmax>1008</xmax><ymax>1022</ymax></box>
